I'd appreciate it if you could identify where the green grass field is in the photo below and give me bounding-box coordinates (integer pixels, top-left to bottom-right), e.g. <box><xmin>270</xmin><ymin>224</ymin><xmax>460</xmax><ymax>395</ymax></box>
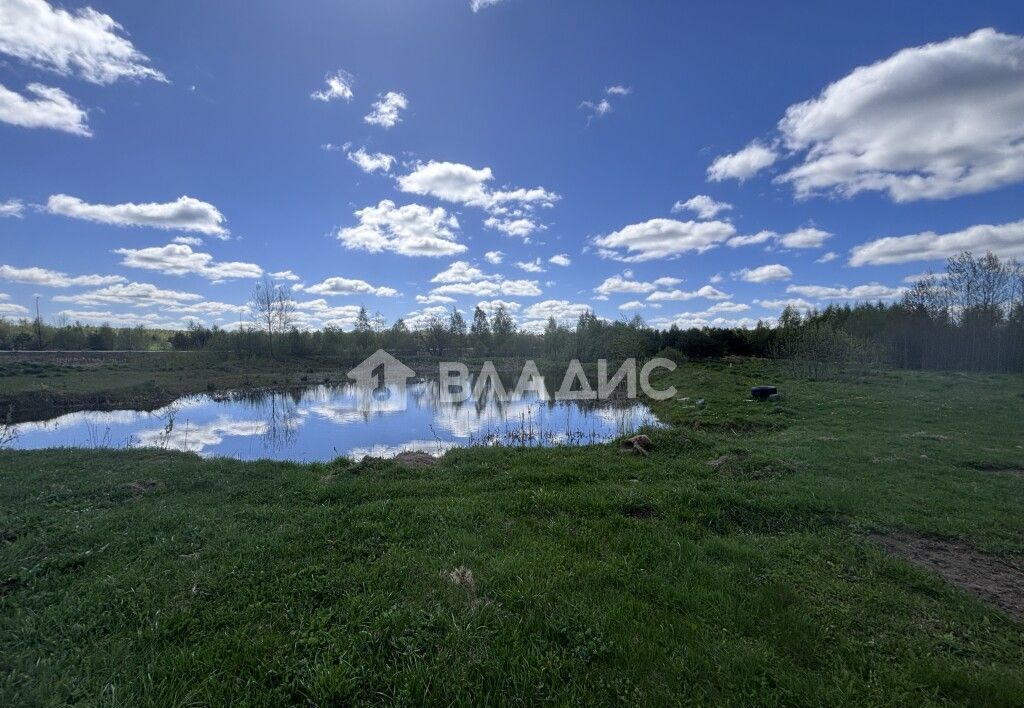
<box><xmin>1</xmin><ymin>360</ymin><xmax>1023</xmax><ymax>705</ymax></box>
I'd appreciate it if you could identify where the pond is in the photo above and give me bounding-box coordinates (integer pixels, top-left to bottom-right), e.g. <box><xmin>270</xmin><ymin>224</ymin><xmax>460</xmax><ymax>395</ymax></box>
<box><xmin>6</xmin><ymin>378</ymin><xmax>662</xmax><ymax>462</ymax></box>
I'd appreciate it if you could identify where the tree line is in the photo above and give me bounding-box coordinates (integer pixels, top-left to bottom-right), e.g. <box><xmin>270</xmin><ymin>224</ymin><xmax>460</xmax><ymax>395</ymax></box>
<box><xmin>2</xmin><ymin>252</ymin><xmax>1021</xmax><ymax>373</ymax></box>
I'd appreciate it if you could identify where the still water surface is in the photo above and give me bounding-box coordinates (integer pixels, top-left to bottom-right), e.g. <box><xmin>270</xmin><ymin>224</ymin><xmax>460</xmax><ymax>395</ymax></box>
<box><xmin>9</xmin><ymin>379</ymin><xmax>661</xmax><ymax>461</ymax></box>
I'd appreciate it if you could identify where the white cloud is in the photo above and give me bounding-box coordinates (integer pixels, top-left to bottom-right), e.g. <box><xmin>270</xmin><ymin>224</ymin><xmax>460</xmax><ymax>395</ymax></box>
<box><xmin>484</xmin><ymin>216</ymin><xmax>541</xmax><ymax>239</ymax></box>
<box><xmin>311</xmin><ymin>69</ymin><xmax>354</xmax><ymax>102</ymax></box>
<box><xmin>647</xmin><ymin>285</ymin><xmax>731</xmax><ymax>302</ymax></box>
<box><xmin>651</xmin><ymin>314</ymin><xmax>760</xmax><ymax>330</ymax></box>
<box><xmin>364</xmin><ymin>91</ymin><xmax>407</xmax><ymax>129</ymax></box>
<box><xmin>618</xmin><ymin>300</ymin><xmax>647</xmax><ymax>310</ymax></box>
<box><xmin>470</xmin><ymin>0</ymin><xmax>505</xmax><ymax>11</ymax></box>
<box><xmin>593</xmin><ymin>218</ymin><xmax>736</xmax><ymax>262</ymax></box>
<box><xmin>400</xmin><ymin>161</ymin><xmax>492</xmax><ymax>206</ymax></box>
<box><xmin>402</xmin><ymin>305</ymin><xmax>451</xmax><ymax>330</ymax></box>
<box><xmin>580</xmin><ymin>85</ymin><xmax>631</xmax><ymax>124</ymax></box>
<box><xmin>849</xmin><ymin>219</ymin><xmax>1024</xmax><ymax>266</ymax></box>
<box><xmin>416</xmin><ymin>294</ymin><xmax>456</xmax><ymax>305</ymax></box>
<box><xmin>52</xmin><ymin>282</ymin><xmax>203</xmax><ymax>308</ymax></box>
<box><xmin>672</xmin><ymin>195</ymin><xmax>733</xmax><ymax>220</ymax></box>
<box><xmin>548</xmin><ymin>253</ymin><xmax>571</xmax><ymax>267</ymax></box>
<box><xmin>735</xmin><ymin>264</ymin><xmax>793</xmax><ymax>283</ymax></box>
<box><xmin>0</xmin><ymin>0</ymin><xmax>165</xmax><ymax>84</ymax></box>
<box><xmin>172</xmin><ymin>235</ymin><xmax>203</xmax><ymax>246</ymax></box>
<box><xmin>476</xmin><ymin>299</ymin><xmax>520</xmax><ymax>312</ymax></box>
<box><xmin>726</xmin><ymin>230</ymin><xmax>775</xmax><ymax>248</ymax></box>
<box><xmin>594</xmin><ymin>274</ymin><xmax>655</xmax><ymax>296</ymax></box>
<box><xmin>522</xmin><ymin>299</ymin><xmax>592</xmax><ymax>322</ymax></box>
<box><xmin>786</xmin><ymin>283</ymin><xmax>906</xmax><ymax>300</ymax></box>
<box><xmin>777</xmin><ymin>227</ymin><xmax>832</xmax><ymax>249</ymax></box>
<box><xmin>484</xmin><ymin>250</ymin><xmax>504</xmax><ymax>264</ymax></box>
<box><xmin>347</xmin><ymin>147</ymin><xmax>395</xmax><ymax>174</ymax></box>
<box><xmin>727</xmin><ymin>227</ymin><xmax>832</xmax><ymax>250</ymax></box>
<box><xmin>432</xmin><ymin>278</ymin><xmax>541</xmax><ymax>298</ymax></box>
<box><xmin>430</xmin><ymin>261</ymin><xmax>496</xmax><ymax>283</ymax></box>
<box><xmin>302</xmin><ymin>277</ymin><xmax>399</xmax><ymax>298</ymax></box>
<box><xmin>515</xmin><ymin>258</ymin><xmax>545</xmax><ymax>273</ymax></box>
<box><xmin>707</xmin><ymin>141</ymin><xmax>778</xmax><ymax>182</ymax></box>
<box><xmin>397</xmin><ymin>161</ymin><xmax>558</xmax><ymax>213</ymax></box>
<box><xmin>815</xmin><ymin>251</ymin><xmax>838</xmax><ymax>264</ymax></box>
<box><xmin>0</xmin><ymin>199</ymin><xmax>24</xmax><ymax>217</ymax></box>
<box><xmin>114</xmin><ymin>243</ymin><xmax>263</xmax><ymax>281</ymax></box>
<box><xmin>270</xmin><ymin>270</ymin><xmax>301</xmax><ymax>282</ymax></box>
<box><xmin>776</xmin><ymin>29</ymin><xmax>1024</xmax><ymax>201</ymax></box>
<box><xmin>756</xmin><ymin>298</ymin><xmax>816</xmax><ymax>310</ymax></box>
<box><xmin>0</xmin><ymin>82</ymin><xmax>90</xmax><ymax>135</ymax></box>
<box><xmin>55</xmin><ymin>309</ymin><xmax>194</xmax><ymax>329</ymax></box>
<box><xmin>337</xmin><ymin>200</ymin><xmax>466</xmax><ymax>257</ymax></box>
<box><xmin>47</xmin><ymin>194</ymin><xmax>229</xmax><ymax>238</ymax></box>
<box><xmin>0</xmin><ymin>264</ymin><xmax>124</xmax><ymax>288</ymax></box>
<box><xmin>0</xmin><ymin>302</ymin><xmax>29</xmax><ymax>317</ymax></box>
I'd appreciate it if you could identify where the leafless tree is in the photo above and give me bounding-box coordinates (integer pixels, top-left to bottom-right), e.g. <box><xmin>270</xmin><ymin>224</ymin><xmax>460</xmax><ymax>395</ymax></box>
<box><xmin>250</xmin><ymin>276</ymin><xmax>296</xmax><ymax>357</ymax></box>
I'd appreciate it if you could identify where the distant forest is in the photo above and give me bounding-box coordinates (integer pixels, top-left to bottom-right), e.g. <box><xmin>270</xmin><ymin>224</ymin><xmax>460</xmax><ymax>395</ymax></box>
<box><xmin>2</xmin><ymin>252</ymin><xmax>1022</xmax><ymax>374</ymax></box>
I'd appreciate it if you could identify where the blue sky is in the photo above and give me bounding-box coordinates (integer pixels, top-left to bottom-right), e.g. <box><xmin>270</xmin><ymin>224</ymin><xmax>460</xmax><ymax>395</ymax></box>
<box><xmin>2</xmin><ymin>0</ymin><xmax>1023</xmax><ymax>332</ymax></box>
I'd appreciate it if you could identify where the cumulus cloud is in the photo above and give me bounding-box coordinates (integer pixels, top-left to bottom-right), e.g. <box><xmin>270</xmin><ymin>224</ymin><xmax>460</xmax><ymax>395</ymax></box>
<box><xmin>51</xmin><ymin>282</ymin><xmax>203</xmax><ymax>308</ymax></box>
<box><xmin>816</xmin><ymin>251</ymin><xmax>838</xmax><ymax>264</ymax></box>
<box><xmin>593</xmin><ymin>218</ymin><xmax>737</xmax><ymax>262</ymax></box>
<box><xmin>786</xmin><ymin>283</ymin><xmax>906</xmax><ymax>300</ymax></box>
<box><xmin>416</xmin><ymin>294</ymin><xmax>456</xmax><ymax>305</ymax></box>
<box><xmin>0</xmin><ymin>300</ymin><xmax>29</xmax><ymax>316</ymax></box>
<box><xmin>302</xmin><ymin>277</ymin><xmax>399</xmax><ymax>298</ymax></box>
<box><xmin>516</xmin><ymin>258</ymin><xmax>545</xmax><ymax>273</ymax></box>
<box><xmin>522</xmin><ymin>299</ymin><xmax>592</xmax><ymax>323</ymax></box>
<box><xmin>364</xmin><ymin>91</ymin><xmax>407</xmax><ymax>128</ymax></box>
<box><xmin>0</xmin><ymin>264</ymin><xmax>124</xmax><ymax>288</ymax></box>
<box><xmin>727</xmin><ymin>226</ymin><xmax>832</xmax><ymax>250</ymax></box>
<box><xmin>270</xmin><ymin>270</ymin><xmax>301</xmax><ymax>282</ymax></box>
<box><xmin>0</xmin><ymin>0</ymin><xmax>165</xmax><ymax>84</ymax></box>
<box><xmin>548</xmin><ymin>254</ymin><xmax>571</xmax><ymax>267</ymax></box>
<box><xmin>672</xmin><ymin>195</ymin><xmax>733</xmax><ymax>220</ymax></box>
<box><xmin>431</xmin><ymin>261</ymin><xmax>499</xmax><ymax>284</ymax></box>
<box><xmin>0</xmin><ymin>199</ymin><xmax>24</xmax><ymax>217</ymax></box>
<box><xmin>720</xmin><ymin>30</ymin><xmax>1024</xmax><ymax>201</ymax></box>
<box><xmin>397</xmin><ymin>160</ymin><xmax>558</xmax><ymax>239</ymax></box>
<box><xmin>735</xmin><ymin>264</ymin><xmax>793</xmax><ymax>283</ymax></box>
<box><xmin>484</xmin><ymin>250</ymin><xmax>504</xmax><ymax>264</ymax></box>
<box><xmin>347</xmin><ymin>147</ymin><xmax>395</xmax><ymax>174</ymax></box>
<box><xmin>594</xmin><ymin>274</ymin><xmax>680</xmax><ymax>296</ymax></box>
<box><xmin>647</xmin><ymin>285</ymin><xmax>731</xmax><ymax>302</ymax></box>
<box><xmin>756</xmin><ymin>298</ymin><xmax>817</xmax><ymax>310</ymax></box>
<box><xmin>397</xmin><ymin>161</ymin><xmax>558</xmax><ymax>218</ymax></box>
<box><xmin>618</xmin><ymin>300</ymin><xmax>647</xmax><ymax>310</ymax></box>
<box><xmin>47</xmin><ymin>194</ymin><xmax>229</xmax><ymax>238</ymax></box>
<box><xmin>114</xmin><ymin>243</ymin><xmax>263</xmax><ymax>281</ymax></box>
<box><xmin>431</xmin><ymin>278</ymin><xmax>541</xmax><ymax>298</ymax></box>
<box><xmin>336</xmin><ymin>200</ymin><xmax>466</xmax><ymax>257</ymax></box>
<box><xmin>0</xmin><ymin>82</ymin><xmax>91</xmax><ymax>135</ymax></box>
<box><xmin>849</xmin><ymin>219</ymin><xmax>1024</xmax><ymax>266</ymax></box>
<box><xmin>484</xmin><ymin>216</ymin><xmax>542</xmax><ymax>239</ymax></box>
<box><xmin>707</xmin><ymin>141</ymin><xmax>778</xmax><ymax>182</ymax></box>
<box><xmin>311</xmin><ymin>69</ymin><xmax>354</xmax><ymax>102</ymax></box>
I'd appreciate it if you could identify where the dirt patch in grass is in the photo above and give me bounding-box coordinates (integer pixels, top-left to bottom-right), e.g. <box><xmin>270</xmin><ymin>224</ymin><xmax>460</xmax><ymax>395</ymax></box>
<box><xmin>392</xmin><ymin>451</ymin><xmax>441</xmax><ymax>467</ymax></box>
<box><xmin>122</xmin><ymin>479</ymin><xmax>162</xmax><ymax>498</ymax></box>
<box><xmin>623</xmin><ymin>503</ymin><xmax>658</xmax><ymax>519</ymax></box>
<box><xmin>966</xmin><ymin>461</ymin><xmax>1024</xmax><ymax>479</ymax></box>
<box><xmin>872</xmin><ymin>531</ymin><xmax>1024</xmax><ymax>621</ymax></box>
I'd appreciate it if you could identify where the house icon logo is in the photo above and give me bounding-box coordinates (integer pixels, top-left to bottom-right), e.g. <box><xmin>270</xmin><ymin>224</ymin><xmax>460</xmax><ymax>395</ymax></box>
<box><xmin>347</xmin><ymin>349</ymin><xmax>416</xmax><ymax>412</ymax></box>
